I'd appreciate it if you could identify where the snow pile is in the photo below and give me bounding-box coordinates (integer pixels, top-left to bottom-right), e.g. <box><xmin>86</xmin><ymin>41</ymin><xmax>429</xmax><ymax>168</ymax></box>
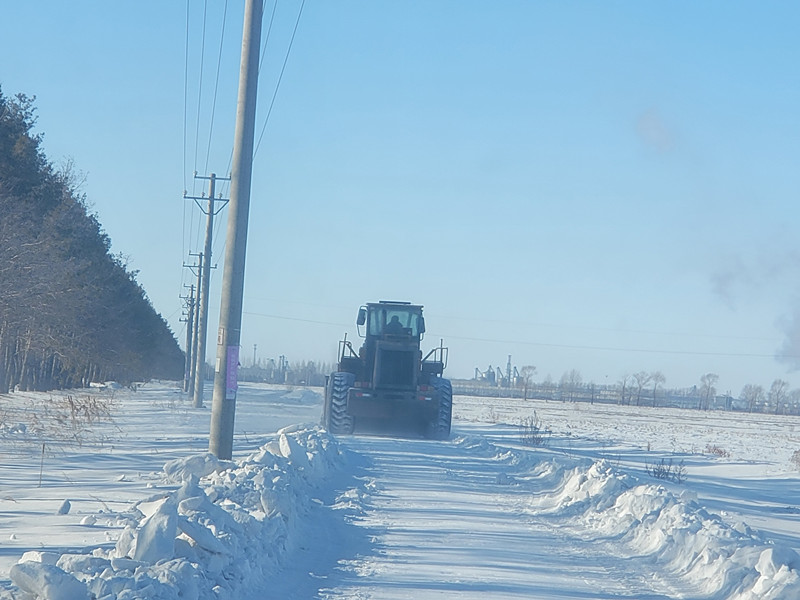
<box><xmin>6</xmin><ymin>426</ymin><xmax>342</xmax><ymax>600</ymax></box>
<box><xmin>279</xmin><ymin>388</ymin><xmax>320</xmax><ymax>405</ymax></box>
<box><xmin>162</xmin><ymin>451</ymin><xmax>234</xmax><ymax>483</ymax></box>
<box><xmin>535</xmin><ymin>459</ymin><xmax>800</xmax><ymax>599</ymax></box>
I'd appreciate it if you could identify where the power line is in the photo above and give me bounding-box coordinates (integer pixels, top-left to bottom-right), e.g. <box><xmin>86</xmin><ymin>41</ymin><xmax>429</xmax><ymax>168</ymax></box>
<box><xmin>181</xmin><ymin>1</ymin><xmax>237</xmax><ymax>313</ymax></box>
<box><xmin>239</xmin><ymin>310</ymin><xmax>793</xmax><ymax>360</ymax></box>
<box><xmin>209</xmin><ymin>0</ymin><xmax>278</xmax><ymax>199</ymax></box>
<box><xmin>259</xmin><ymin>0</ymin><xmax>279</xmax><ymax>71</ymax></box>
<box><xmin>182</xmin><ymin>0</ymin><xmax>191</xmax><ymax>195</ymax></box>
<box><xmin>204</xmin><ymin>0</ymin><xmax>229</xmax><ymax>176</ymax></box>
<box><xmin>253</xmin><ymin>0</ymin><xmax>305</xmax><ymax>158</ymax></box>
<box><xmin>425</xmin><ymin>313</ymin><xmax>778</xmax><ymax>343</ymax></box>
<box><xmin>239</xmin><ymin>297</ymin><xmax>777</xmax><ymax>344</ymax></box>
<box><xmin>182</xmin><ymin>1</ymin><xmax>209</xmax><ymax>280</ymax></box>
<box><xmin>192</xmin><ymin>0</ymin><xmax>210</xmax><ymax>196</ymax></box>
<box><xmin>209</xmin><ymin>0</ymin><xmax>277</xmax><ymax>201</ymax></box>
<box><xmin>211</xmin><ymin>211</ymin><xmax>226</xmax><ymax>263</ymax></box>
<box><xmin>181</xmin><ymin>0</ymin><xmax>191</xmax><ymax>294</ymax></box>
<box><xmin>243</xmin><ymin>311</ymin><xmax>348</xmax><ymax>327</ymax></box>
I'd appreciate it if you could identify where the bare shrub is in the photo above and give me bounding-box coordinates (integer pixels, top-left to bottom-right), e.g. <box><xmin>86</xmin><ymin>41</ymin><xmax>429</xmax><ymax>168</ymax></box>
<box><xmin>519</xmin><ymin>412</ymin><xmax>552</xmax><ymax>447</ymax></box>
<box><xmin>646</xmin><ymin>457</ymin><xmax>687</xmax><ymax>484</ymax></box>
<box><xmin>56</xmin><ymin>394</ymin><xmax>115</xmax><ymax>429</ymax></box>
<box><xmin>791</xmin><ymin>450</ymin><xmax>800</xmax><ymax>470</ymax></box>
<box><xmin>705</xmin><ymin>444</ymin><xmax>730</xmax><ymax>458</ymax></box>
<box><xmin>1</xmin><ymin>391</ymin><xmax>117</xmax><ymax>453</ymax></box>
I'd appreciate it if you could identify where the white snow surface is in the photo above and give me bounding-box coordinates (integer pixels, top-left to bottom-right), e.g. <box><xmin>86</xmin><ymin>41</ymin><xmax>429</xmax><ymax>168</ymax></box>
<box><xmin>0</xmin><ymin>382</ymin><xmax>799</xmax><ymax>599</ymax></box>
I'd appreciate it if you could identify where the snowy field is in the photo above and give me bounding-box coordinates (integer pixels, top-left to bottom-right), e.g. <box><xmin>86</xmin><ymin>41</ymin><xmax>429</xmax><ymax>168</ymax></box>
<box><xmin>1</xmin><ymin>381</ymin><xmax>799</xmax><ymax>599</ymax></box>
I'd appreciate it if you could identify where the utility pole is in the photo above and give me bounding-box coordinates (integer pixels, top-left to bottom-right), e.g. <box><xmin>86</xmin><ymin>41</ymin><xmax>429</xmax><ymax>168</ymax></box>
<box><xmin>185</xmin><ymin>252</ymin><xmax>203</xmax><ymax>397</ymax></box>
<box><xmin>192</xmin><ymin>253</ymin><xmax>203</xmax><ymax>396</ymax></box>
<box><xmin>181</xmin><ymin>285</ymin><xmax>195</xmax><ymax>392</ymax></box>
<box><xmin>209</xmin><ymin>0</ymin><xmax>263</xmax><ymax>460</ymax></box>
<box><xmin>185</xmin><ymin>173</ymin><xmax>230</xmax><ymax>409</ymax></box>
<box><xmin>253</xmin><ymin>343</ymin><xmax>257</xmax><ymax>367</ymax></box>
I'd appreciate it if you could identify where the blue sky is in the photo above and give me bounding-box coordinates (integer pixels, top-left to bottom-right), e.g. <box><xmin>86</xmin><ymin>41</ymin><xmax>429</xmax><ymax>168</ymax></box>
<box><xmin>2</xmin><ymin>2</ymin><xmax>799</xmax><ymax>393</ymax></box>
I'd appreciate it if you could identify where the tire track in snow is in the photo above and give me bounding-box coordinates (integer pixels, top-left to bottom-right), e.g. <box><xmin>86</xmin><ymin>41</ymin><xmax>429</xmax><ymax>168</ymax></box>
<box><xmin>315</xmin><ymin>429</ymin><xmax>682</xmax><ymax>599</ymax></box>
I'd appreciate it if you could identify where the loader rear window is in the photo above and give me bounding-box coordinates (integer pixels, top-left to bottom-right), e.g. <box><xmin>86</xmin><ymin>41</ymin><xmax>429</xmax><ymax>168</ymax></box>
<box><xmin>369</xmin><ymin>308</ymin><xmax>422</xmax><ymax>337</ymax></box>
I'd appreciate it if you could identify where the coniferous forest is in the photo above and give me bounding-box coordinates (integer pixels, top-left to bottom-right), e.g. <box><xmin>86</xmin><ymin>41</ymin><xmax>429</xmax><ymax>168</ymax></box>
<box><xmin>0</xmin><ymin>88</ymin><xmax>184</xmax><ymax>392</ymax></box>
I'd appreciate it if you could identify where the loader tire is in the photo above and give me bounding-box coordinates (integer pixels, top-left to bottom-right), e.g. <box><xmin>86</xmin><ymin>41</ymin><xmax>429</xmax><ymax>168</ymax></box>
<box><xmin>428</xmin><ymin>377</ymin><xmax>452</xmax><ymax>440</ymax></box>
<box><xmin>325</xmin><ymin>372</ymin><xmax>355</xmax><ymax>434</ymax></box>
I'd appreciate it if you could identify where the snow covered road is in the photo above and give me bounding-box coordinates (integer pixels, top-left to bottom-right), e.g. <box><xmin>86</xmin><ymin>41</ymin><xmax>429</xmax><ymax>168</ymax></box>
<box><xmin>302</xmin><ymin>431</ymin><xmax>685</xmax><ymax>600</ymax></box>
<box><xmin>320</xmin><ymin>433</ymin><xmax>559</xmax><ymax>598</ymax></box>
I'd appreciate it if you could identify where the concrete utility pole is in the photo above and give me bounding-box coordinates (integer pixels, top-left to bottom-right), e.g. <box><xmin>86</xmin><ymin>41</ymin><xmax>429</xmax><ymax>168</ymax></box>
<box><xmin>181</xmin><ymin>285</ymin><xmax>195</xmax><ymax>392</ymax></box>
<box><xmin>186</xmin><ymin>173</ymin><xmax>230</xmax><ymax>409</ymax></box>
<box><xmin>210</xmin><ymin>0</ymin><xmax>263</xmax><ymax>460</ymax></box>
<box><xmin>187</xmin><ymin>252</ymin><xmax>203</xmax><ymax>397</ymax></box>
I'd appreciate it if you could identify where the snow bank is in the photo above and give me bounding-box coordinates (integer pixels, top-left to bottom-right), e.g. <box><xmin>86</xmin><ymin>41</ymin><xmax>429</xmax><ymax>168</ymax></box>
<box><xmin>5</xmin><ymin>426</ymin><xmax>342</xmax><ymax>600</ymax></box>
<box><xmin>534</xmin><ymin>459</ymin><xmax>800</xmax><ymax>599</ymax></box>
<box><xmin>453</xmin><ymin>433</ymin><xmax>800</xmax><ymax>599</ymax></box>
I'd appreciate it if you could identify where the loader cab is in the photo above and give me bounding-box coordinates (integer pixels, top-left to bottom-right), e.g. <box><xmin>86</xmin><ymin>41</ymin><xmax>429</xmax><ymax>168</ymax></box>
<box><xmin>357</xmin><ymin>301</ymin><xmax>425</xmax><ymax>389</ymax></box>
<box><xmin>358</xmin><ymin>302</ymin><xmax>425</xmax><ymax>339</ymax></box>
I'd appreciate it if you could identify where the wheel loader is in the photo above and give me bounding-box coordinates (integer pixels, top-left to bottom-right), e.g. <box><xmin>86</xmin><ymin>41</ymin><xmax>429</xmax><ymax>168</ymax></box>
<box><xmin>322</xmin><ymin>301</ymin><xmax>452</xmax><ymax>438</ymax></box>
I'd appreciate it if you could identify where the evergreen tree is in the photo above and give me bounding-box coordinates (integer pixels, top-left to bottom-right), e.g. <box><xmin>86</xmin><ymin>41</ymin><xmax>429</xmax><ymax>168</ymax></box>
<box><xmin>0</xmin><ymin>87</ymin><xmax>184</xmax><ymax>391</ymax></box>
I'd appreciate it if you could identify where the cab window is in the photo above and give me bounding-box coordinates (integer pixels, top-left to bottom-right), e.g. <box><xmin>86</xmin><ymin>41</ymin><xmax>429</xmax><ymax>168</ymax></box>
<box><xmin>369</xmin><ymin>307</ymin><xmax>421</xmax><ymax>336</ymax></box>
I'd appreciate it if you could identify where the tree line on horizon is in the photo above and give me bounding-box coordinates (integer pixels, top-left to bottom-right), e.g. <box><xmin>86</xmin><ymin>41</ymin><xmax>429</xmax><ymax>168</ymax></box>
<box><xmin>234</xmin><ymin>352</ymin><xmax>799</xmax><ymax>415</ymax></box>
<box><xmin>464</xmin><ymin>366</ymin><xmax>800</xmax><ymax>415</ymax></box>
<box><xmin>0</xmin><ymin>88</ymin><xmax>184</xmax><ymax>393</ymax></box>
